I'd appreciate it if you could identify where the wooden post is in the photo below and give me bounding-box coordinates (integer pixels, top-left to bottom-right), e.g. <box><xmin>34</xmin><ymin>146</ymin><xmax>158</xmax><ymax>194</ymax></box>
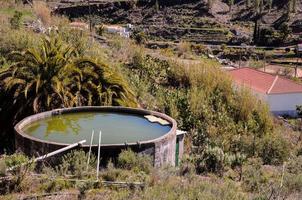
<box><xmin>96</xmin><ymin>130</ymin><xmax>102</xmax><ymax>180</ymax></box>
<box><xmin>86</xmin><ymin>130</ymin><xmax>94</xmax><ymax>171</ymax></box>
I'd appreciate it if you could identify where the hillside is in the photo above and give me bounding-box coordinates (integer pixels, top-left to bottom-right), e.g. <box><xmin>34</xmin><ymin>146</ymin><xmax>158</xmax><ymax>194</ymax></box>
<box><xmin>0</xmin><ymin>1</ymin><xmax>302</xmax><ymax>199</ymax></box>
<box><xmin>53</xmin><ymin>0</ymin><xmax>302</xmax><ymax>45</ymax></box>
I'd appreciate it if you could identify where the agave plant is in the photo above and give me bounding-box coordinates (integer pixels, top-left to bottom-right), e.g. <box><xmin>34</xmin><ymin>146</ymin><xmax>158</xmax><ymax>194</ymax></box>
<box><xmin>0</xmin><ymin>35</ymin><xmax>136</xmax><ymax>120</ymax></box>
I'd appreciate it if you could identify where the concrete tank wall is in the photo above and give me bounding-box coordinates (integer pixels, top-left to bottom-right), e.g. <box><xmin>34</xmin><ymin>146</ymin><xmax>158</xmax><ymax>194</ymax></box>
<box><xmin>14</xmin><ymin>106</ymin><xmax>178</xmax><ymax>167</ymax></box>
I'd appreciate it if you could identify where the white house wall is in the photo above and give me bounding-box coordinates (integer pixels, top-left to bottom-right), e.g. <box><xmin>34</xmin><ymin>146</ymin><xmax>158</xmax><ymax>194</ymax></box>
<box><xmin>267</xmin><ymin>93</ymin><xmax>302</xmax><ymax>116</ymax></box>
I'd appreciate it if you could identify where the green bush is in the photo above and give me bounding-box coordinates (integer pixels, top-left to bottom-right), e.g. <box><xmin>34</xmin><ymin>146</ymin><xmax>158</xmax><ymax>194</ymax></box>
<box><xmin>0</xmin><ymin>160</ymin><xmax>6</xmax><ymax>177</ymax></box>
<box><xmin>3</xmin><ymin>153</ymin><xmax>35</xmax><ymax>192</ymax></box>
<box><xmin>257</xmin><ymin>133</ymin><xmax>290</xmax><ymax>165</ymax></box>
<box><xmin>179</xmin><ymin>156</ymin><xmax>196</xmax><ymax>176</ymax></box>
<box><xmin>101</xmin><ymin>160</ymin><xmax>121</xmax><ymax>181</ymax></box>
<box><xmin>41</xmin><ymin>178</ymin><xmax>71</xmax><ymax>193</ymax></box>
<box><xmin>132</xmin><ymin>31</ymin><xmax>147</xmax><ymax>45</ymax></box>
<box><xmin>5</xmin><ymin>154</ymin><xmax>27</xmax><ymax>167</ymax></box>
<box><xmin>101</xmin><ymin>160</ymin><xmax>148</xmax><ymax>182</ymax></box>
<box><xmin>286</xmin><ymin>156</ymin><xmax>302</xmax><ymax>174</ymax></box>
<box><xmin>242</xmin><ymin>158</ymin><xmax>268</xmax><ymax>192</ymax></box>
<box><xmin>117</xmin><ymin>149</ymin><xmax>152</xmax><ymax>174</ymax></box>
<box><xmin>142</xmin><ymin>176</ymin><xmax>247</xmax><ymax>200</ymax></box>
<box><xmin>57</xmin><ymin>150</ymin><xmax>96</xmax><ymax>178</ymax></box>
<box><xmin>0</xmin><ymin>28</ymin><xmax>39</xmax><ymax>57</ymax></box>
<box><xmin>195</xmin><ymin>146</ymin><xmax>228</xmax><ymax>175</ymax></box>
<box><xmin>9</xmin><ymin>11</ymin><xmax>22</xmax><ymax>30</ymax></box>
<box><xmin>284</xmin><ymin>174</ymin><xmax>302</xmax><ymax>193</ymax></box>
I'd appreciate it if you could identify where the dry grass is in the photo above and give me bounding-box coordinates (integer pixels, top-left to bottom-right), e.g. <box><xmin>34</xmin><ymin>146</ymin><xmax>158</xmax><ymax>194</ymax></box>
<box><xmin>33</xmin><ymin>1</ymin><xmax>51</xmax><ymax>26</ymax></box>
<box><xmin>176</xmin><ymin>41</ymin><xmax>192</xmax><ymax>59</ymax></box>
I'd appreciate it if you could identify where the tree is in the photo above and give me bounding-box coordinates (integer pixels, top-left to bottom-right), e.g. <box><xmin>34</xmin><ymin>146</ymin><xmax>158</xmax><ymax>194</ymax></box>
<box><xmin>255</xmin><ymin>0</ymin><xmax>261</xmax><ymax>13</ymax></box>
<box><xmin>259</xmin><ymin>0</ymin><xmax>264</xmax><ymax>14</ymax></box>
<box><xmin>267</xmin><ymin>0</ymin><xmax>272</xmax><ymax>13</ymax></box>
<box><xmin>0</xmin><ymin>35</ymin><xmax>136</xmax><ymax>120</ymax></box>
<box><xmin>228</xmin><ymin>0</ymin><xmax>234</xmax><ymax>12</ymax></box>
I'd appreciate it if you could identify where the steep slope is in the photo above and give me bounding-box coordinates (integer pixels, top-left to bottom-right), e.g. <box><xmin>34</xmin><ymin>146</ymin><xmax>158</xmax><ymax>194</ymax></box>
<box><xmin>53</xmin><ymin>0</ymin><xmax>302</xmax><ymax>45</ymax></box>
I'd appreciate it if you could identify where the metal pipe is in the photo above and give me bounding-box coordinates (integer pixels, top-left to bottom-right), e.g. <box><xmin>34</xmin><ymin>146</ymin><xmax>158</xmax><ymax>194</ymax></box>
<box><xmin>96</xmin><ymin>130</ymin><xmax>102</xmax><ymax>180</ymax></box>
<box><xmin>7</xmin><ymin>140</ymin><xmax>86</xmax><ymax>172</ymax></box>
<box><xmin>86</xmin><ymin>130</ymin><xmax>94</xmax><ymax>171</ymax></box>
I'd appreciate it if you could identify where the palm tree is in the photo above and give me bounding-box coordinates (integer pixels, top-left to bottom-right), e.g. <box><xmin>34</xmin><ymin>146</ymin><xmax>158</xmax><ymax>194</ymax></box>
<box><xmin>66</xmin><ymin>59</ymin><xmax>137</xmax><ymax>107</ymax></box>
<box><xmin>0</xmin><ymin>35</ymin><xmax>136</xmax><ymax>120</ymax></box>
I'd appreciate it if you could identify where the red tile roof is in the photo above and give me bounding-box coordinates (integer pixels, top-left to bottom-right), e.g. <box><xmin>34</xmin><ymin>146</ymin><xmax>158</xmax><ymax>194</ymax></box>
<box><xmin>228</xmin><ymin>67</ymin><xmax>302</xmax><ymax>94</ymax></box>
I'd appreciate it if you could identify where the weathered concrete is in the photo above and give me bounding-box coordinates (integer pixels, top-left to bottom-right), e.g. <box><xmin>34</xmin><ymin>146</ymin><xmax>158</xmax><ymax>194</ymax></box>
<box><xmin>15</xmin><ymin>106</ymin><xmax>178</xmax><ymax>167</ymax></box>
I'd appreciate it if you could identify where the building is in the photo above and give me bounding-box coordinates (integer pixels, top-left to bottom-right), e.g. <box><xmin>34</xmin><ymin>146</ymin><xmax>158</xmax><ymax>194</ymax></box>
<box><xmin>229</xmin><ymin>67</ymin><xmax>302</xmax><ymax>116</ymax></box>
<box><xmin>101</xmin><ymin>24</ymin><xmax>133</xmax><ymax>38</ymax></box>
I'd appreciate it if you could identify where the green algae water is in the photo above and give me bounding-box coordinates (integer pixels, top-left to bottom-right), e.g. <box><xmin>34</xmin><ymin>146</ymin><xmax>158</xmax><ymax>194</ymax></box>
<box><xmin>23</xmin><ymin>112</ymin><xmax>172</xmax><ymax>145</ymax></box>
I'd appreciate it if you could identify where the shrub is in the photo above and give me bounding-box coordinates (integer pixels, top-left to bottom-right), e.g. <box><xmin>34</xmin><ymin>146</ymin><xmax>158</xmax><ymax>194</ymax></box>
<box><xmin>132</xmin><ymin>31</ymin><xmax>147</xmax><ymax>45</ymax></box>
<box><xmin>227</xmin><ymin>152</ymin><xmax>247</xmax><ymax>169</ymax></box>
<box><xmin>177</xmin><ymin>41</ymin><xmax>192</xmax><ymax>58</ymax></box>
<box><xmin>117</xmin><ymin>149</ymin><xmax>152</xmax><ymax>174</ymax></box>
<box><xmin>96</xmin><ymin>24</ymin><xmax>104</xmax><ymax>36</ymax></box>
<box><xmin>242</xmin><ymin>158</ymin><xmax>268</xmax><ymax>192</ymax></box>
<box><xmin>282</xmin><ymin>157</ymin><xmax>302</xmax><ymax>195</ymax></box>
<box><xmin>0</xmin><ymin>28</ymin><xmax>39</xmax><ymax>57</ymax></box>
<box><xmin>41</xmin><ymin>178</ymin><xmax>71</xmax><ymax>193</ymax></box>
<box><xmin>286</xmin><ymin>156</ymin><xmax>302</xmax><ymax>175</ymax></box>
<box><xmin>0</xmin><ymin>160</ymin><xmax>6</xmax><ymax>177</ymax></box>
<box><xmin>101</xmin><ymin>160</ymin><xmax>148</xmax><ymax>182</ymax></box>
<box><xmin>33</xmin><ymin>1</ymin><xmax>51</xmax><ymax>26</ymax></box>
<box><xmin>4</xmin><ymin>153</ymin><xmax>33</xmax><ymax>174</ymax></box>
<box><xmin>192</xmin><ymin>44</ymin><xmax>208</xmax><ymax>55</ymax></box>
<box><xmin>179</xmin><ymin>156</ymin><xmax>196</xmax><ymax>176</ymax></box>
<box><xmin>142</xmin><ymin>176</ymin><xmax>247</xmax><ymax>200</ymax></box>
<box><xmin>284</xmin><ymin>174</ymin><xmax>302</xmax><ymax>193</ymax></box>
<box><xmin>58</xmin><ymin>28</ymin><xmax>91</xmax><ymax>56</ymax></box>
<box><xmin>257</xmin><ymin>133</ymin><xmax>290</xmax><ymax>165</ymax></box>
<box><xmin>195</xmin><ymin>146</ymin><xmax>228</xmax><ymax>175</ymax></box>
<box><xmin>102</xmin><ymin>160</ymin><xmax>121</xmax><ymax>181</ymax></box>
<box><xmin>4</xmin><ymin>153</ymin><xmax>35</xmax><ymax>192</ymax></box>
<box><xmin>9</xmin><ymin>11</ymin><xmax>22</xmax><ymax>30</ymax></box>
<box><xmin>56</xmin><ymin>150</ymin><xmax>96</xmax><ymax>178</ymax></box>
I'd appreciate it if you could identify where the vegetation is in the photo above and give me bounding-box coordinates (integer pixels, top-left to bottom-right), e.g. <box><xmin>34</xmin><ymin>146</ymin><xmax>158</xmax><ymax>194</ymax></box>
<box><xmin>0</xmin><ymin>1</ymin><xmax>302</xmax><ymax>199</ymax></box>
<box><xmin>0</xmin><ymin>35</ymin><xmax>136</xmax><ymax>114</ymax></box>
